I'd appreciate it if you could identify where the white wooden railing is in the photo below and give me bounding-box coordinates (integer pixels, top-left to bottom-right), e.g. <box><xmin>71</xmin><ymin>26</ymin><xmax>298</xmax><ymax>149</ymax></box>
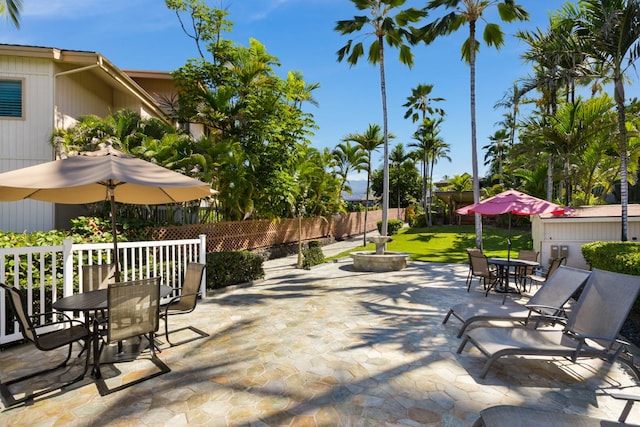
<box><xmin>0</xmin><ymin>235</ymin><xmax>207</xmax><ymax>345</ymax></box>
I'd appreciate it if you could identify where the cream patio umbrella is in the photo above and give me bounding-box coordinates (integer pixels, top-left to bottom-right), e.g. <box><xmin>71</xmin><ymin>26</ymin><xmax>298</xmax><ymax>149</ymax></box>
<box><xmin>0</xmin><ymin>144</ymin><xmax>213</xmax><ymax>281</ymax></box>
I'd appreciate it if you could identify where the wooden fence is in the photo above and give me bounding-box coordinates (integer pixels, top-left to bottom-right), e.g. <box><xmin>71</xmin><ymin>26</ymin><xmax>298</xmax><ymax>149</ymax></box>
<box><xmin>152</xmin><ymin>209</ymin><xmax>405</xmax><ymax>253</ymax></box>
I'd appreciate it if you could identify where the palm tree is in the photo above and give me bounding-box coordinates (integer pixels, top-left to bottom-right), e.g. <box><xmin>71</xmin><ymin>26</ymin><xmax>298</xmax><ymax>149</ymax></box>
<box><xmin>403</xmin><ymin>83</ymin><xmax>445</xmax><ymax>123</ymax></box>
<box><xmin>420</xmin><ymin>0</ymin><xmax>529</xmax><ymax>249</ymax></box>
<box><xmin>335</xmin><ymin>0</ymin><xmax>425</xmax><ymax>238</ymax></box>
<box><xmin>573</xmin><ymin>0</ymin><xmax>640</xmax><ymax>241</ymax></box>
<box><xmin>410</xmin><ymin>118</ymin><xmax>449</xmax><ymax>226</ymax></box>
<box><xmin>404</xmin><ymin>84</ymin><xmax>446</xmax><ymax>218</ymax></box>
<box><xmin>409</xmin><ymin>119</ymin><xmax>434</xmax><ymax>219</ymax></box>
<box><xmin>517</xmin><ymin>7</ymin><xmax>591</xmax><ymax>201</ymax></box>
<box><xmin>332</xmin><ymin>141</ymin><xmax>368</xmax><ymax>198</ymax></box>
<box><xmin>483</xmin><ymin>129</ymin><xmax>510</xmax><ymax>184</ymax></box>
<box><xmin>342</xmin><ymin>124</ymin><xmax>387</xmax><ymax>245</ymax></box>
<box><xmin>389</xmin><ymin>143</ymin><xmax>412</xmax><ymax>218</ymax></box>
<box><xmin>0</xmin><ymin>0</ymin><xmax>22</xmax><ymax>28</ymax></box>
<box><xmin>535</xmin><ymin>96</ymin><xmax>615</xmax><ymax>205</ymax></box>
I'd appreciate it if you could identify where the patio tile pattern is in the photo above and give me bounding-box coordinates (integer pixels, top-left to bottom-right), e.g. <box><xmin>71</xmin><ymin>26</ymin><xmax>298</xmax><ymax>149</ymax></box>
<box><xmin>1</xmin><ymin>245</ymin><xmax>640</xmax><ymax>426</ymax></box>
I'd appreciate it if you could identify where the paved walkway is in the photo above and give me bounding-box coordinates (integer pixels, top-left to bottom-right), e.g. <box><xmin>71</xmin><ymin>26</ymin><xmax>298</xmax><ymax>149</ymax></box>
<box><xmin>1</xmin><ymin>235</ymin><xmax>640</xmax><ymax>426</ymax></box>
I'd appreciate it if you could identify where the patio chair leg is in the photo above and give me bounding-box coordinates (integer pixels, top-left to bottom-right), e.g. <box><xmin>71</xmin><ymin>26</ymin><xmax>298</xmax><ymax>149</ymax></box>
<box><xmin>443</xmin><ymin>309</ymin><xmax>454</xmax><ymax>324</ymax></box>
<box><xmin>0</xmin><ymin>341</ymin><xmax>90</xmax><ymax>408</ymax></box>
<box><xmin>95</xmin><ymin>333</ymin><xmax>170</xmax><ymax>396</ymax></box>
<box><xmin>457</xmin><ymin>321</ymin><xmax>473</xmax><ymax>339</ymax></box>
<box><xmin>457</xmin><ymin>336</ymin><xmax>471</xmax><ymax>354</ymax></box>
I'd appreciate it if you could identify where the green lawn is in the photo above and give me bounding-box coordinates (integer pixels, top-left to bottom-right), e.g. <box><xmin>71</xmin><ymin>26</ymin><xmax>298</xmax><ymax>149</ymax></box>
<box><xmin>330</xmin><ymin>225</ymin><xmax>533</xmax><ymax>264</ymax></box>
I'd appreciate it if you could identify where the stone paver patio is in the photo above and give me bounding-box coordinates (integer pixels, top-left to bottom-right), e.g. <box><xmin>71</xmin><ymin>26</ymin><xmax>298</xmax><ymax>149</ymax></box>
<box><xmin>1</xmin><ymin>254</ymin><xmax>640</xmax><ymax>426</ymax></box>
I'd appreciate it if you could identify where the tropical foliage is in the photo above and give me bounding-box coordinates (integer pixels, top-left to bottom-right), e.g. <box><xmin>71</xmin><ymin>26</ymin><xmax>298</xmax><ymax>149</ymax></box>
<box><xmin>48</xmin><ymin>0</ymin><xmax>640</xmax><ymax>236</ymax></box>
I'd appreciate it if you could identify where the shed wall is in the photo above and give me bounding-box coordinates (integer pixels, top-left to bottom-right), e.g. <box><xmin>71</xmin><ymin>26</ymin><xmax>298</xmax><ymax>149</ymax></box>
<box><xmin>532</xmin><ymin>216</ymin><xmax>640</xmax><ymax>270</ymax></box>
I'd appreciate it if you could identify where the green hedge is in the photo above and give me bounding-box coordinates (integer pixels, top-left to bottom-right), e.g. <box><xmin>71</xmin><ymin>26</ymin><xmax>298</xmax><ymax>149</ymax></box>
<box><xmin>377</xmin><ymin>219</ymin><xmax>404</xmax><ymax>235</ymax></box>
<box><xmin>206</xmin><ymin>251</ymin><xmax>264</xmax><ymax>290</ymax></box>
<box><xmin>581</xmin><ymin>242</ymin><xmax>640</xmax><ymax>275</ymax></box>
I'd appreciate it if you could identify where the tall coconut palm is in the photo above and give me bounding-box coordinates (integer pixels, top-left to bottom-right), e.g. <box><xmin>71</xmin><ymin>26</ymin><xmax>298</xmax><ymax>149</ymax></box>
<box><xmin>573</xmin><ymin>0</ymin><xmax>640</xmax><ymax>241</ymax></box>
<box><xmin>342</xmin><ymin>124</ymin><xmax>387</xmax><ymax>245</ymax></box>
<box><xmin>0</xmin><ymin>0</ymin><xmax>22</xmax><ymax>28</ymax></box>
<box><xmin>420</xmin><ymin>0</ymin><xmax>529</xmax><ymax>249</ymax></box>
<box><xmin>336</xmin><ymin>0</ymin><xmax>425</xmax><ymax>238</ymax></box>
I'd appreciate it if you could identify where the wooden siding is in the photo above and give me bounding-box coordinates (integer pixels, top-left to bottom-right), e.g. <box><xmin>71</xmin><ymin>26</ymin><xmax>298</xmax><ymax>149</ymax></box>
<box><xmin>0</xmin><ymin>56</ymin><xmax>56</xmax><ymax>232</ymax></box>
<box><xmin>56</xmin><ymin>71</ymin><xmax>113</xmax><ymax>123</ymax></box>
<box><xmin>532</xmin><ymin>214</ymin><xmax>640</xmax><ymax>270</ymax></box>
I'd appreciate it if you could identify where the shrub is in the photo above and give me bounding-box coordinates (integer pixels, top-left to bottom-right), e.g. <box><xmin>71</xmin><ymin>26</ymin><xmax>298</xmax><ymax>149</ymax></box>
<box><xmin>302</xmin><ymin>241</ymin><xmax>325</xmax><ymax>269</ymax></box>
<box><xmin>581</xmin><ymin>241</ymin><xmax>640</xmax><ymax>312</ymax></box>
<box><xmin>206</xmin><ymin>251</ymin><xmax>264</xmax><ymax>290</ymax></box>
<box><xmin>377</xmin><ymin>219</ymin><xmax>404</xmax><ymax>235</ymax></box>
<box><xmin>410</xmin><ymin>214</ymin><xmax>427</xmax><ymax>228</ymax></box>
<box><xmin>581</xmin><ymin>241</ymin><xmax>640</xmax><ymax>275</ymax></box>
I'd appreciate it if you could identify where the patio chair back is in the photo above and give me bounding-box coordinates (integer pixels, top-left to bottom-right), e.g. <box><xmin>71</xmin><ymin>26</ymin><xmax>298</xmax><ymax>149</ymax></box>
<box><xmin>160</xmin><ymin>263</ymin><xmax>208</xmax><ymax>346</ymax></box>
<box><xmin>171</xmin><ymin>262</ymin><xmax>205</xmax><ymax>312</ymax></box>
<box><xmin>526</xmin><ymin>265</ymin><xmax>591</xmax><ymax>316</ymax></box>
<box><xmin>82</xmin><ymin>263</ymin><xmax>117</xmax><ymax>293</ymax></box>
<box><xmin>107</xmin><ymin>277</ymin><xmax>161</xmax><ymax>343</ymax></box>
<box><xmin>545</xmin><ymin>257</ymin><xmax>565</xmax><ymax>279</ymax></box>
<box><xmin>467</xmin><ymin>249</ymin><xmax>491</xmax><ymax>278</ymax></box>
<box><xmin>517</xmin><ymin>250</ymin><xmax>538</xmax><ymax>263</ymax></box>
<box><xmin>2</xmin><ymin>283</ymin><xmax>37</xmax><ymax>342</ymax></box>
<box><xmin>566</xmin><ymin>268</ymin><xmax>640</xmax><ymax>349</ymax></box>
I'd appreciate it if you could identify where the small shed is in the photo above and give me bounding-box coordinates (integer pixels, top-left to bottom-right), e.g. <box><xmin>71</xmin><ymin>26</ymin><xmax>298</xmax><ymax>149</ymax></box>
<box><xmin>532</xmin><ymin>204</ymin><xmax>640</xmax><ymax>270</ymax></box>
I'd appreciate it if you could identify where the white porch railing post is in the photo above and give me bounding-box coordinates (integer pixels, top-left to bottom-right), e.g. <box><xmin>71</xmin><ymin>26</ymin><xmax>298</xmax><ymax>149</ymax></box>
<box><xmin>63</xmin><ymin>238</ymin><xmax>74</xmax><ymax>297</ymax></box>
<box><xmin>198</xmin><ymin>234</ymin><xmax>207</xmax><ymax>298</ymax></box>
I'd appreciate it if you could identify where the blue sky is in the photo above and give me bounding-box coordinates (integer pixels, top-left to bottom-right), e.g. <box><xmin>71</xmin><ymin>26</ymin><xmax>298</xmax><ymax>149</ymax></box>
<box><xmin>2</xmin><ymin>0</ymin><xmax>580</xmax><ymax>182</ymax></box>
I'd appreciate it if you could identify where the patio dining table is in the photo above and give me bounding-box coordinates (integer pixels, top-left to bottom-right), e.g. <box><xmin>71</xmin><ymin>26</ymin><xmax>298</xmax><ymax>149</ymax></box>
<box><xmin>53</xmin><ymin>285</ymin><xmax>172</xmax><ymax>378</ymax></box>
<box><xmin>487</xmin><ymin>257</ymin><xmax>539</xmax><ymax>301</ymax></box>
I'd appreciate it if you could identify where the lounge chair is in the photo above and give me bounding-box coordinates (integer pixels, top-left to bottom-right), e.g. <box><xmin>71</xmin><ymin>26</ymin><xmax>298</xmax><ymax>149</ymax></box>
<box><xmin>457</xmin><ymin>268</ymin><xmax>640</xmax><ymax>378</ymax></box>
<box><xmin>443</xmin><ymin>265</ymin><xmax>591</xmax><ymax>338</ymax></box>
<box><xmin>473</xmin><ymin>392</ymin><xmax>640</xmax><ymax>426</ymax></box>
<box><xmin>0</xmin><ymin>283</ymin><xmax>91</xmax><ymax>407</ymax></box>
<box><xmin>159</xmin><ymin>262</ymin><xmax>209</xmax><ymax>346</ymax></box>
<box><xmin>466</xmin><ymin>248</ymin><xmax>498</xmax><ymax>292</ymax></box>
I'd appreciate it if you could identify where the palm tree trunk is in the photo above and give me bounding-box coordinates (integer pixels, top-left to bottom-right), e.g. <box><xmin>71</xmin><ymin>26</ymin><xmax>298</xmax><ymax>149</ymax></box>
<box><xmin>547</xmin><ymin>157</ymin><xmax>553</xmax><ymax>201</ymax></box>
<box><xmin>469</xmin><ymin>20</ymin><xmax>483</xmax><ymax>249</ymax></box>
<box><xmin>428</xmin><ymin>154</ymin><xmax>436</xmax><ymax>227</ymax></box>
<box><xmin>615</xmin><ymin>74</ymin><xmax>628</xmax><ymax>241</ymax></box>
<box><xmin>363</xmin><ymin>162</ymin><xmax>371</xmax><ymax>246</ymax></box>
<box><xmin>378</xmin><ymin>35</ymin><xmax>389</xmax><ymax>238</ymax></box>
<box><xmin>424</xmin><ymin>152</ymin><xmax>430</xmax><ymax>226</ymax></box>
<box><xmin>422</xmin><ymin>153</ymin><xmax>428</xmax><ymax>225</ymax></box>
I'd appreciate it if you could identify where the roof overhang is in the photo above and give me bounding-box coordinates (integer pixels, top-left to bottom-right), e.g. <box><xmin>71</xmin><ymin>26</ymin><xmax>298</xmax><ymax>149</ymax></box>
<box><xmin>0</xmin><ymin>44</ymin><xmax>172</xmax><ymax>125</ymax></box>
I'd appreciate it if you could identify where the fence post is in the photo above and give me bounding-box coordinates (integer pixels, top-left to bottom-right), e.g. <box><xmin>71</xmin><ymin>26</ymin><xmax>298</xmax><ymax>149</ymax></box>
<box><xmin>198</xmin><ymin>234</ymin><xmax>207</xmax><ymax>298</ymax></box>
<box><xmin>63</xmin><ymin>238</ymin><xmax>74</xmax><ymax>297</ymax></box>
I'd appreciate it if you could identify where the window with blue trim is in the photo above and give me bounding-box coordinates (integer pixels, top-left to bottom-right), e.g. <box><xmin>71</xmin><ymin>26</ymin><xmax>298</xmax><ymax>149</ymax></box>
<box><xmin>0</xmin><ymin>80</ymin><xmax>23</xmax><ymax>118</ymax></box>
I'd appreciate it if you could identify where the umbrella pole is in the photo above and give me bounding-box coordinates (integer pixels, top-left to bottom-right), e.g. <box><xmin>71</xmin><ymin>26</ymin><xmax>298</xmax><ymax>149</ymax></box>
<box><xmin>108</xmin><ymin>186</ymin><xmax>121</xmax><ymax>282</ymax></box>
<box><xmin>507</xmin><ymin>213</ymin><xmax>512</xmax><ymax>261</ymax></box>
